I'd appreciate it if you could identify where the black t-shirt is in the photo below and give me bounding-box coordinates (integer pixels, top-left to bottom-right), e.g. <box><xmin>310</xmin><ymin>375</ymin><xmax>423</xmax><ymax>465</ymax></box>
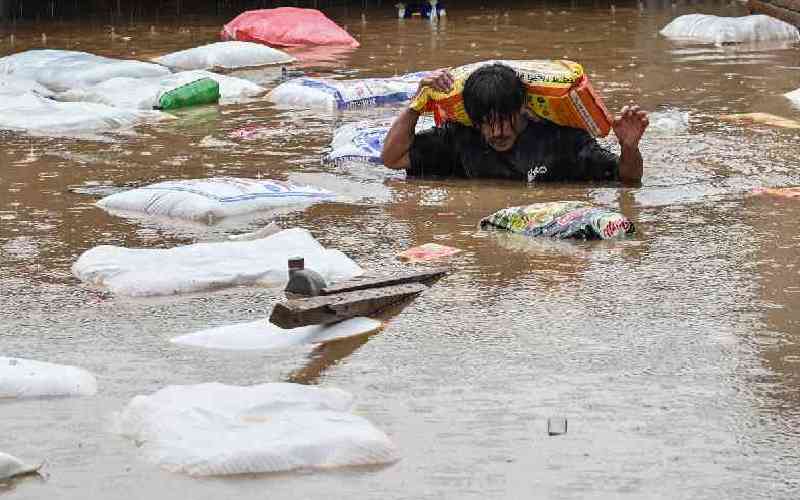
<box><xmin>407</xmin><ymin>117</ymin><xmax>620</xmax><ymax>182</ymax></box>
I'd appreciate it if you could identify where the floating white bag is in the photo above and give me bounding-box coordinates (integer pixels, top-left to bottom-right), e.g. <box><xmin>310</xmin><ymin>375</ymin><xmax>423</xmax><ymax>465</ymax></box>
<box><xmin>0</xmin><ymin>453</ymin><xmax>42</xmax><ymax>481</ymax></box>
<box><xmin>72</xmin><ymin>228</ymin><xmax>363</xmax><ymax>297</ymax></box>
<box><xmin>96</xmin><ymin>177</ymin><xmax>332</xmax><ymax>222</ymax></box>
<box><xmin>0</xmin><ymin>75</ymin><xmax>53</xmax><ymax>97</ymax></box>
<box><xmin>786</xmin><ymin>88</ymin><xmax>800</xmax><ymax>109</ymax></box>
<box><xmin>660</xmin><ymin>14</ymin><xmax>800</xmax><ymax>44</ymax></box>
<box><xmin>0</xmin><ymin>49</ymin><xmax>171</xmax><ymax>92</ymax></box>
<box><xmin>269</xmin><ymin>72</ymin><xmax>428</xmax><ymax>110</ymax></box>
<box><xmin>114</xmin><ymin>383</ymin><xmax>398</xmax><ymax>476</ymax></box>
<box><xmin>171</xmin><ymin>317</ymin><xmax>382</xmax><ymax>351</ymax></box>
<box><xmin>326</xmin><ymin>116</ymin><xmax>435</xmax><ymax>164</ymax></box>
<box><xmin>153</xmin><ymin>41</ymin><xmax>295</xmax><ymax>71</ymax></box>
<box><xmin>0</xmin><ymin>92</ymin><xmax>165</xmax><ymax>135</ymax></box>
<box><xmin>0</xmin><ymin>357</ymin><xmax>98</xmax><ymax>399</ymax></box>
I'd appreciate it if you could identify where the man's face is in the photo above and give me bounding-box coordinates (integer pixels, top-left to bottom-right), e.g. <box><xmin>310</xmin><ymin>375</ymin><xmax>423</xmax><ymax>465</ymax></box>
<box><xmin>479</xmin><ymin>109</ymin><xmax>525</xmax><ymax>152</ymax></box>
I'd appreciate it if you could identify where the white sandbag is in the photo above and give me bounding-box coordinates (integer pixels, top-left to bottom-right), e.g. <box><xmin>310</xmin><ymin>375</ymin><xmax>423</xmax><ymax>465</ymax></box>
<box><xmin>0</xmin><ymin>357</ymin><xmax>98</xmax><ymax>399</ymax></box>
<box><xmin>660</xmin><ymin>14</ymin><xmax>800</xmax><ymax>44</ymax></box>
<box><xmin>72</xmin><ymin>228</ymin><xmax>363</xmax><ymax>297</ymax></box>
<box><xmin>786</xmin><ymin>88</ymin><xmax>800</xmax><ymax>109</ymax></box>
<box><xmin>57</xmin><ymin>70</ymin><xmax>261</xmax><ymax>109</ymax></box>
<box><xmin>326</xmin><ymin>116</ymin><xmax>435</xmax><ymax>164</ymax></box>
<box><xmin>171</xmin><ymin>316</ymin><xmax>382</xmax><ymax>351</ymax></box>
<box><xmin>153</xmin><ymin>41</ymin><xmax>295</xmax><ymax>71</ymax></box>
<box><xmin>0</xmin><ymin>75</ymin><xmax>53</xmax><ymax>97</ymax></box>
<box><xmin>0</xmin><ymin>49</ymin><xmax>170</xmax><ymax>92</ymax></box>
<box><xmin>0</xmin><ymin>93</ymin><xmax>165</xmax><ymax>135</ymax></box>
<box><xmin>113</xmin><ymin>382</ymin><xmax>398</xmax><ymax>476</ymax></box>
<box><xmin>269</xmin><ymin>72</ymin><xmax>428</xmax><ymax>111</ymax></box>
<box><xmin>96</xmin><ymin>177</ymin><xmax>332</xmax><ymax>222</ymax></box>
<box><xmin>0</xmin><ymin>452</ymin><xmax>42</xmax><ymax>481</ymax></box>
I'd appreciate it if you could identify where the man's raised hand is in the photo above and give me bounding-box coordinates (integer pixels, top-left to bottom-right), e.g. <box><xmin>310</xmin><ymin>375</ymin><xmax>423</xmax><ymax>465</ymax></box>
<box><xmin>612</xmin><ymin>105</ymin><xmax>649</xmax><ymax>149</ymax></box>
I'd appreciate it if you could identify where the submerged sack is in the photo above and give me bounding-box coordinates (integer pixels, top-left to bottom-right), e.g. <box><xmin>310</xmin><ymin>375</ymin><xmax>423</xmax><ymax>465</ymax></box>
<box><xmin>269</xmin><ymin>72</ymin><xmax>427</xmax><ymax>110</ymax></box>
<box><xmin>660</xmin><ymin>14</ymin><xmax>800</xmax><ymax>44</ymax></box>
<box><xmin>96</xmin><ymin>177</ymin><xmax>334</xmax><ymax>223</ymax></box>
<box><xmin>480</xmin><ymin>201</ymin><xmax>634</xmax><ymax>240</ymax></box>
<box><xmin>410</xmin><ymin>60</ymin><xmax>612</xmax><ymax>137</ymax></box>
<box><xmin>222</xmin><ymin>7</ymin><xmax>360</xmax><ymax>48</ymax></box>
<box><xmin>0</xmin><ymin>357</ymin><xmax>98</xmax><ymax>399</ymax></box>
<box><xmin>153</xmin><ymin>41</ymin><xmax>295</xmax><ymax>71</ymax></box>
<box><xmin>326</xmin><ymin>116</ymin><xmax>435</xmax><ymax>164</ymax></box>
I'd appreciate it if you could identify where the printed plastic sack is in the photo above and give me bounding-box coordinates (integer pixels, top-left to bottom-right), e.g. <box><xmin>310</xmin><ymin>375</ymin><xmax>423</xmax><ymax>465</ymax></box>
<box><xmin>0</xmin><ymin>357</ymin><xmax>98</xmax><ymax>399</ymax></box>
<box><xmin>113</xmin><ymin>383</ymin><xmax>398</xmax><ymax>476</ymax></box>
<box><xmin>480</xmin><ymin>201</ymin><xmax>634</xmax><ymax>240</ymax></box>
<box><xmin>269</xmin><ymin>72</ymin><xmax>428</xmax><ymax>111</ymax></box>
<box><xmin>660</xmin><ymin>14</ymin><xmax>800</xmax><ymax>44</ymax></box>
<box><xmin>72</xmin><ymin>228</ymin><xmax>363</xmax><ymax>297</ymax></box>
<box><xmin>0</xmin><ymin>92</ymin><xmax>166</xmax><ymax>135</ymax></box>
<box><xmin>96</xmin><ymin>177</ymin><xmax>333</xmax><ymax>223</ymax></box>
<box><xmin>0</xmin><ymin>49</ymin><xmax>171</xmax><ymax>92</ymax></box>
<box><xmin>153</xmin><ymin>41</ymin><xmax>295</xmax><ymax>71</ymax></box>
<box><xmin>326</xmin><ymin>116</ymin><xmax>435</xmax><ymax>164</ymax></box>
<box><xmin>410</xmin><ymin>60</ymin><xmax>613</xmax><ymax>137</ymax></box>
<box><xmin>222</xmin><ymin>7</ymin><xmax>359</xmax><ymax>48</ymax></box>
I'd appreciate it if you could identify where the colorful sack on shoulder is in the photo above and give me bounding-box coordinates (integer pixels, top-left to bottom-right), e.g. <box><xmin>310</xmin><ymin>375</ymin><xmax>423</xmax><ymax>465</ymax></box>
<box><xmin>480</xmin><ymin>201</ymin><xmax>634</xmax><ymax>240</ymax></box>
<box><xmin>410</xmin><ymin>60</ymin><xmax>612</xmax><ymax>137</ymax></box>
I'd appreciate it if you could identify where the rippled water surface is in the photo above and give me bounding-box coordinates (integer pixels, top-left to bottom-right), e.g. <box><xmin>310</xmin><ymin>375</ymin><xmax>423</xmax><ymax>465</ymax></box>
<box><xmin>1</xmin><ymin>1</ymin><xmax>800</xmax><ymax>498</ymax></box>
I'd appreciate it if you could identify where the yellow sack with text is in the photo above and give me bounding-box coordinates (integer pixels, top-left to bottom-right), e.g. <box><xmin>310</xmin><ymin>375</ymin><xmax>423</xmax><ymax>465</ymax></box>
<box><xmin>410</xmin><ymin>60</ymin><xmax>613</xmax><ymax>137</ymax></box>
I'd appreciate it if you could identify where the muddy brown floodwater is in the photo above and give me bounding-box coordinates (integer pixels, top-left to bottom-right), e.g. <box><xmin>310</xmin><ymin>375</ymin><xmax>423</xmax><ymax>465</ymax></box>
<box><xmin>1</xmin><ymin>0</ymin><xmax>800</xmax><ymax>498</ymax></box>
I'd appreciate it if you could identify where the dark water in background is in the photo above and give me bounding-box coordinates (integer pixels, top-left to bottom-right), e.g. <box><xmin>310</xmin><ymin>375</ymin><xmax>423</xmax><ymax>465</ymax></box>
<box><xmin>1</xmin><ymin>1</ymin><xmax>800</xmax><ymax>498</ymax></box>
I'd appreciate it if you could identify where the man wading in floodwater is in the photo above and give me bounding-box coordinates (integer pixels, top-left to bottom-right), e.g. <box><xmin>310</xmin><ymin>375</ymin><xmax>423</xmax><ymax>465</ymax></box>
<box><xmin>381</xmin><ymin>63</ymin><xmax>649</xmax><ymax>184</ymax></box>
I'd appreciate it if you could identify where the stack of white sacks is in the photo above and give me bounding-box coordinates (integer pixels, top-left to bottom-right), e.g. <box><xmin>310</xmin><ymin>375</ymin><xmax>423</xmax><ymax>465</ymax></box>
<box><xmin>0</xmin><ymin>41</ymin><xmax>293</xmax><ymax>134</ymax></box>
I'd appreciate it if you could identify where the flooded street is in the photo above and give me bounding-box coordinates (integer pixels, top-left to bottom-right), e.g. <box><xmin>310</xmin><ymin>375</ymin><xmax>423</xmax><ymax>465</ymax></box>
<box><xmin>2</xmin><ymin>0</ymin><xmax>800</xmax><ymax>497</ymax></box>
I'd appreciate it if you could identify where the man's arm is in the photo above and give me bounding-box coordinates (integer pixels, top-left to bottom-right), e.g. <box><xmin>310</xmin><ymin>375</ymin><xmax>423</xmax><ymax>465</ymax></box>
<box><xmin>380</xmin><ymin>69</ymin><xmax>454</xmax><ymax>170</ymax></box>
<box><xmin>613</xmin><ymin>105</ymin><xmax>649</xmax><ymax>184</ymax></box>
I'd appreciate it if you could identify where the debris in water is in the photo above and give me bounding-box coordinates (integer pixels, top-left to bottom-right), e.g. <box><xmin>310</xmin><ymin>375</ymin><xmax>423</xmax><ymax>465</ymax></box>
<box><xmin>720</xmin><ymin>112</ymin><xmax>800</xmax><ymax>129</ymax></box>
<box><xmin>547</xmin><ymin>417</ymin><xmax>568</xmax><ymax>436</ymax></box>
<box><xmin>397</xmin><ymin>243</ymin><xmax>461</xmax><ymax>262</ymax></box>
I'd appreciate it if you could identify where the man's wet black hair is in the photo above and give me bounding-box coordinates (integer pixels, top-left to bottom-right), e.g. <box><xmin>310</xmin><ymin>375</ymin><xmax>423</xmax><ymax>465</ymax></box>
<box><xmin>462</xmin><ymin>63</ymin><xmax>526</xmax><ymax>127</ymax></box>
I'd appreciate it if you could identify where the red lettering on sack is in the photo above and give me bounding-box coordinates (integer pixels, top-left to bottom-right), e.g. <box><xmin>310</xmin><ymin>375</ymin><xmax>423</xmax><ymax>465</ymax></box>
<box><xmin>602</xmin><ymin>218</ymin><xmax>631</xmax><ymax>238</ymax></box>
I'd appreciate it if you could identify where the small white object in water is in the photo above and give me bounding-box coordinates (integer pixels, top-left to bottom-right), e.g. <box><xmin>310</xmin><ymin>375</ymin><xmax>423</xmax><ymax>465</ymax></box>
<box><xmin>785</xmin><ymin>88</ymin><xmax>800</xmax><ymax>109</ymax></box>
<box><xmin>647</xmin><ymin>109</ymin><xmax>690</xmax><ymax>134</ymax></box>
<box><xmin>113</xmin><ymin>383</ymin><xmax>399</xmax><ymax>476</ymax></box>
<box><xmin>0</xmin><ymin>357</ymin><xmax>97</xmax><ymax>399</ymax></box>
<box><xmin>0</xmin><ymin>452</ymin><xmax>42</xmax><ymax>481</ymax></box>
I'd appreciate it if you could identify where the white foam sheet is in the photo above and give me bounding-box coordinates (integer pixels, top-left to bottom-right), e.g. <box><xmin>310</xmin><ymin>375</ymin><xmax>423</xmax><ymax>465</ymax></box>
<box><xmin>72</xmin><ymin>228</ymin><xmax>363</xmax><ymax>297</ymax></box>
<box><xmin>153</xmin><ymin>41</ymin><xmax>295</xmax><ymax>71</ymax></box>
<box><xmin>171</xmin><ymin>317</ymin><xmax>383</xmax><ymax>351</ymax></box>
<box><xmin>113</xmin><ymin>383</ymin><xmax>399</xmax><ymax>476</ymax></box>
<box><xmin>0</xmin><ymin>357</ymin><xmax>98</xmax><ymax>399</ymax></box>
<box><xmin>786</xmin><ymin>88</ymin><xmax>800</xmax><ymax>109</ymax></box>
<box><xmin>57</xmin><ymin>71</ymin><xmax>265</xmax><ymax>109</ymax></box>
<box><xmin>0</xmin><ymin>92</ymin><xmax>165</xmax><ymax>135</ymax></box>
<box><xmin>0</xmin><ymin>453</ymin><xmax>41</xmax><ymax>481</ymax></box>
<box><xmin>96</xmin><ymin>177</ymin><xmax>333</xmax><ymax>223</ymax></box>
<box><xmin>0</xmin><ymin>75</ymin><xmax>53</xmax><ymax>97</ymax></box>
<box><xmin>660</xmin><ymin>14</ymin><xmax>800</xmax><ymax>44</ymax></box>
<box><xmin>0</xmin><ymin>49</ymin><xmax>170</xmax><ymax>92</ymax></box>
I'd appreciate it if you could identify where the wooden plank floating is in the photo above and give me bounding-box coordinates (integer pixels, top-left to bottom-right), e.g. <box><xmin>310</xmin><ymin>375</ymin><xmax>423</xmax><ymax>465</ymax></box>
<box><xmin>748</xmin><ymin>0</ymin><xmax>800</xmax><ymax>27</ymax></box>
<box><xmin>270</xmin><ymin>283</ymin><xmax>428</xmax><ymax>329</ymax></box>
<box><xmin>320</xmin><ymin>267</ymin><xmax>449</xmax><ymax>295</ymax></box>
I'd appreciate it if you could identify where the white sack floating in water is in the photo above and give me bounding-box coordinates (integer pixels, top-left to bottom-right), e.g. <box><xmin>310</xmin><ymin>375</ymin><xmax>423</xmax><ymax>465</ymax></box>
<box><xmin>113</xmin><ymin>382</ymin><xmax>399</xmax><ymax>476</ymax></box>
<box><xmin>96</xmin><ymin>177</ymin><xmax>333</xmax><ymax>223</ymax></box>
<box><xmin>0</xmin><ymin>93</ymin><xmax>166</xmax><ymax>135</ymax></box>
<box><xmin>0</xmin><ymin>357</ymin><xmax>97</xmax><ymax>399</ymax></box>
<box><xmin>268</xmin><ymin>72</ymin><xmax>428</xmax><ymax>111</ymax></box>
<box><xmin>152</xmin><ymin>41</ymin><xmax>295</xmax><ymax>71</ymax></box>
<box><xmin>0</xmin><ymin>49</ymin><xmax>171</xmax><ymax>92</ymax></box>
<box><xmin>57</xmin><ymin>70</ymin><xmax>265</xmax><ymax>109</ymax></box>
<box><xmin>0</xmin><ymin>452</ymin><xmax>42</xmax><ymax>481</ymax></box>
<box><xmin>72</xmin><ymin>228</ymin><xmax>363</xmax><ymax>297</ymax></box>
<box><xmin>326</xmin><ymin>116</ymin><xmax>435</xmax><ymax>165</ymax></box>
<box><xmin>659</xmin><ymin>14</ymin><xmax>800</xmax><ymax>44</ymax></box>
<box><xmin>171</xmin><ymin>316</ymin><xmax>382</xmax><ymax>351</ymax></box>
<box><xmin>785</xmin><ymin>88</ymin><xmax>800</xmax><ymax>109</ymax></box>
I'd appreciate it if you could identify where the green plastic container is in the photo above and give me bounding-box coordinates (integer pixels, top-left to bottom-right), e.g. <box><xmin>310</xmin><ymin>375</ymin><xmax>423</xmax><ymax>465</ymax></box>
<box><xmin>156</xmin><ymin>77</ymin><xmax>220</xmax><ymax>110</ymax></box>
